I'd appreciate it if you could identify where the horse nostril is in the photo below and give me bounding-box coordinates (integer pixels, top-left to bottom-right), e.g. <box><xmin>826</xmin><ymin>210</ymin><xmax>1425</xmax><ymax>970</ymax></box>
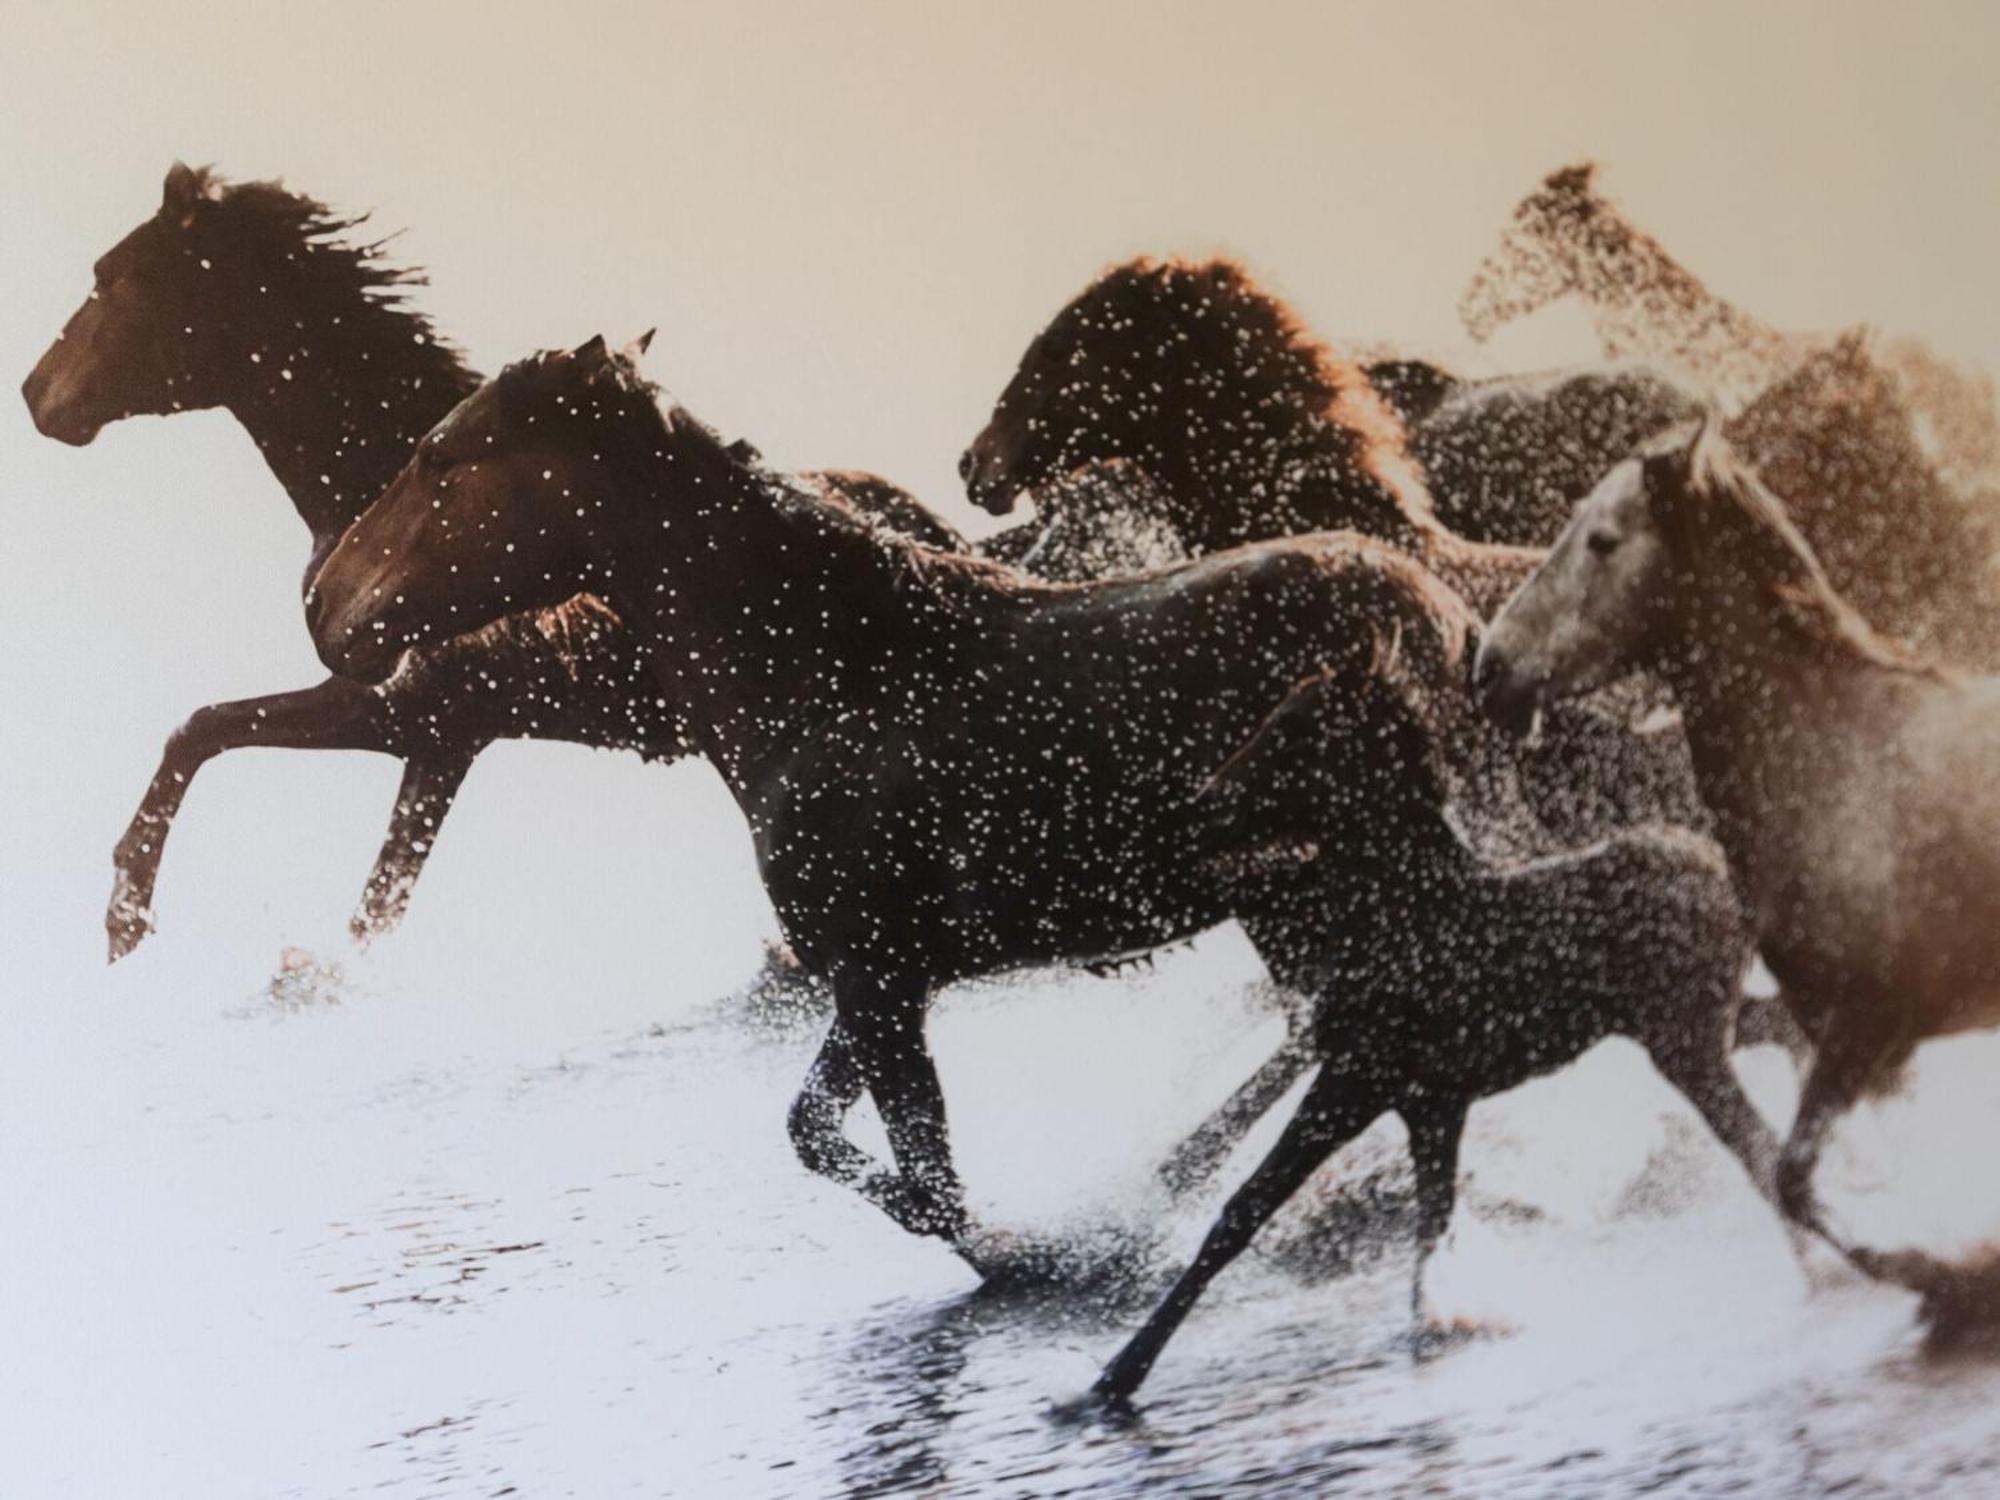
<box><xmin>957</xmin><ymin>449</ymin><xmax>976</xmax><ymax>484</ymax></box>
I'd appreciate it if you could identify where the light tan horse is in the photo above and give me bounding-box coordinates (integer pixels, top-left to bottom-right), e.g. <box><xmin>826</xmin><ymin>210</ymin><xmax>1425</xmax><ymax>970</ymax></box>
<box><xmin>1476</xmin><ymin>420</ymin><xmax>2000</xmax><ymax>1338</ymax></box>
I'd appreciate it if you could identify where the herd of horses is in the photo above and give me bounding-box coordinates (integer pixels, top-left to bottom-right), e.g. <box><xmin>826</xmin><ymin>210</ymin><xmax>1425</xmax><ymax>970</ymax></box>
<box><xmin>23</xmin><ymin>160</ymin><xmax>2000</xmax><ymax>1403</ymax></box>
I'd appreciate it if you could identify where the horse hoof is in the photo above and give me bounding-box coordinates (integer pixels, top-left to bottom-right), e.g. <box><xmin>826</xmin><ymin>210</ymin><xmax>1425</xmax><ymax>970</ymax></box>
<box><xmin>1919</xmin><ymin>1257</ymin><xmax>2000</xmax><ymax>1355</ymax></box>
<box><xmin>106</xmin><ymin>906</ymin><xmax>155</xmax><ymax>963</ymax></box>
<box><xmin>1086</xmin><ymin>1364</ymin><xmax>1145</xmax><ymax>1411</ymax></box>
<box><xmin>1411</xmin><ymin>1314</ymin><xmax>1509</xmax><ymax>1363</ymax></box>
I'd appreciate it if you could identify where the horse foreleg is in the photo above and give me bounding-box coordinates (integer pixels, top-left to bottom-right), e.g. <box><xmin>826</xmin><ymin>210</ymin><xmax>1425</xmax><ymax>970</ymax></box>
<box><xmin>107</xmin><ymin>677</ymin><xmax>392</xmax><ymax>961</ymax></box>
<box><xmin>1158</xmin><ymin>990</ymin><xmax>1315</xmax><ymax>1197</ymax></box>
<box><xmin>1403</xmin><ymin>1095</ymin><xmax>1469</xmax><ymax>1352</ymax></box>
<box><xmin>348</xmin><ymin>749</ymin><xmax>480</xmax><ymax>944</ymax></box>
<box><xmin>1093</xmin><ymin>1067</ymin><xmax>1377</xmax><ymax>1404</ymax></box>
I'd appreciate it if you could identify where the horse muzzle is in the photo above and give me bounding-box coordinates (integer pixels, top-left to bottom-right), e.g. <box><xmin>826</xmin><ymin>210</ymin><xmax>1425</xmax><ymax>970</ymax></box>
<box><xmin>960</xmin><ymin>445</ymin><xmax>1024</xmax><ymax>517</ymax></box>
<box><xmin>21</xmin><ymin>367</ymin><xmax>105</xmax><ymax>447</ymax></box>
<box><xmin>1470</xmin><ymin>641</ymin><xmax>1543</xmax><ymax>739</ymax></box>
<box><xmin>306</xmin><ymin>583</ymin><xmax>408</xmax><ymax>686</ymax></box>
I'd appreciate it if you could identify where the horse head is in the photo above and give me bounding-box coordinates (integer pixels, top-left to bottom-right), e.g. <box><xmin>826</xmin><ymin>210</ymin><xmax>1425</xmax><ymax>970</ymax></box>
<box><xmin>309</xmin><ymin>331</ymin><xmax>658</xmax><ymax>683</ymax></box>
<box><xmin>1475</xmin><ymin>413</ymin><xmax>1708</xmax><ymax>732</ymax></box>
<box><xmin>1458</xmin><ymin>161</ymin><xmax>1602</xmax><ymax>343</ymax></box>
<box><xmin>22</xmin><ymin>164</ymin><xmax>246</xmax><ymax>444</ymax></box>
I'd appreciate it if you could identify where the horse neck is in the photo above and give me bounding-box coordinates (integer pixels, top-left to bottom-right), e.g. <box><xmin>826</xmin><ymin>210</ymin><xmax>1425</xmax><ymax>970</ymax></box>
<box><xmin>1161</xmin><ymin>405</ymin><xmax>1429</xmax><ymax>556</ymax></box>
<box><xmin>216</xmin><ymin>290</ymin><xmax>478</xmax><ymax>573</ymax></box>
<box><xmin>1337</xmin><ymin>793</ymin><xmax>1476</xmax><ymax>913</ymax></box>
<box><xmin>1552</xmin><ymin>207</ymin><xmax>1796</xmax><ymax>403</ymax></box>
<box><xmin>626</xmin><ymin>454</ymin><xmax>967</xmax><ymax>789</ymax></box>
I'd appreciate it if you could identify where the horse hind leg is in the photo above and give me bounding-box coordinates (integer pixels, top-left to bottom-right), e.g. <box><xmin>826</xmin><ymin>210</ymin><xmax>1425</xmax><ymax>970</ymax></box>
<box><xmin>1157</xmin><ymin>988</ymin><xmax>1316</xmax><ymax>1197</ymax></box>
<box><xmin>107</xmin><ymin>677</ymin><xmax>393</xmax><ymax>961</ymax></box>
<box><xmin>349</xmin><ymin>749</ymin><xmax>479</xmax><ymax>944</ymax></box>
<box><xmin>1093</xmin><ymin>1067</ymin><xmax>1379</xmax><ymax>1404</ymax></box>
<box><xmin>1784</xmin><ymin>1002</ymin><xmax>1981</xmax><ymax>1308</ymax></box>
<box><xmin>1404</xmin><ymin>1096</ymin><xmax>1469</xmax><ymax>1359</ymax></box>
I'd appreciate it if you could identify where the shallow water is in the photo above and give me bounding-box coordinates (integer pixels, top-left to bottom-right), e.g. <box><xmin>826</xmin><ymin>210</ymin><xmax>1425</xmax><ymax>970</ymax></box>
<box><xmin>3</xmin><ymin>892</ymin><xmax>1996</xmax><ymax>1498</ymax></box>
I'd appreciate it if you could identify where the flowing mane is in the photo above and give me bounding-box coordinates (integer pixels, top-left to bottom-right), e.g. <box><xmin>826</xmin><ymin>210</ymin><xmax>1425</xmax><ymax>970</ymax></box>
<box><xmin>1108</xmin><ymin>256</ymin><xmax>1433</xmax><ymax>523</ymax></box>
<box><xmin>179</xmin><ymin>166</ymin><xmax>475</xmax><ymax>400</ymax></box>
<box><xmin>1660</xmin><ymin>427</ymin><xmax>1946</xmax><ymax>678</ymax></box>
<box><xmin>495</xmin><ymin>347</ymin><xmax>1043</xmax><ymax>611</ymax></box>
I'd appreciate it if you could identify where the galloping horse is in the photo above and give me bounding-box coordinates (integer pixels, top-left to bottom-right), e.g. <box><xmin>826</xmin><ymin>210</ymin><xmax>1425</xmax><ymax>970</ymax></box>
<box><xmin>21</xmin><ymin>164</ymin><xmax>957</xmax><ymax>956</ymax></box>
<box><xmin>1461</xmin><ymin>160</ymin><xmax>2000</xmax><ymax>498</ymax></box>
<box><xmin>303</xmin><ymin>333</ymin><xmax>1601</xmax><ymax>1262</ymax></box>
<box><xmin>959</xmin><ymin>256</ymin><xmax>1711</xmax><ymax>835</ymax></box>
<box><xmin>1476</xmin><ymin>420</ymin><xmax>2000</xmax><ymax>1332</ymax></box>
<box><xmin>1094</xmin><ymin>641</ymin><xmax>1782</xmax><ymax>1400</ymax></box>
<box><xmin>1458</xmin><ymin>162</ymin><xmax>1804</xmax><ymax>413</ymax></box>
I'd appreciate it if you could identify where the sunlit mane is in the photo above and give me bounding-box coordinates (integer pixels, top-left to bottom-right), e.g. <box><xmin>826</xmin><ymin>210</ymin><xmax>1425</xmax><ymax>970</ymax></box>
<box><xmin>1079</xmin><ymin>257</ymin><xmax>1433</xmax><ymax>523</ymax></box>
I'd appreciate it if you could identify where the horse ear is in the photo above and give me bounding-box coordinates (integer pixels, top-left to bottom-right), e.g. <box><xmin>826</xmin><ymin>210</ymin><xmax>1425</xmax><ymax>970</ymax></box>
<box><xmin>1684</xmin><ymin>408</ymin><xmax>1725</xmax><ymax>473</ymax></box>
<box><xmin>1544</xmin><ymin>160</ymin><xmax>1598</xmax><ymax>196</ymax></box>
<box><xmin>163</xmin><ymin>161</ymin><xmax>211</xmax><ymax>214</ymax></box>
<box><xmin>617</xmin><ymin>328</ymin><xmax>656</xmax><ymax>368</ymax></box>
<box><xmin>569</xmin><ymin>334</ymin><xmax>610</xmax><ymax>371</ymax></box>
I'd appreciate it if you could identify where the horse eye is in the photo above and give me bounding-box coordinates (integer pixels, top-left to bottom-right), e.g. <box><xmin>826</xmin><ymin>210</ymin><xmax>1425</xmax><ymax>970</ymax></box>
<box><xmin>1587</xmin><ymin>531</ymin><xmax>1620</xmax><ymax>556</ymax></box>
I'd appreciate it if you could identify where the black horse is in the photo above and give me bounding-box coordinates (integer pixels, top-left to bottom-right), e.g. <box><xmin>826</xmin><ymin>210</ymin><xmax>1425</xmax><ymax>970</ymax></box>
<box><xmin>20</xmin><ymin>164</ymin><xmax>958</xmax><ymax>957</ymax></box>
<box><xmin>1093</xmin><ymin>638</ymin><xmax>1786</xmax><ymax>1399</ymax></box>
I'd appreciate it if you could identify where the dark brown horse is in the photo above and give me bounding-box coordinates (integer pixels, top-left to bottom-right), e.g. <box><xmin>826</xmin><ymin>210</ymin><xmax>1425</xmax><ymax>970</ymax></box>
<box><xmin>305</xmin><ymin>334</ymin><xmax>1534</xmax><ymax>1261</ymax></box>
<box><xmin>965</xmin><ymin>258</ymin><xmax>1721</xmax><ymax>844</ymax></box>
<box><xmin>960</xmin><ymin>257</ymin><xmax>1541</xmax><ymax>618</ymax></box>
<box><xmin>21</xmin><ymin>164</ymin><xmax>958</xmax><ymax>957</ymax></box>
<box><xmin>1094</xmin><ymin>639</ymin><xmax>1784</xmax><ymax>1400</ymax></box>
<box><xmin>1477</xmin><ymin>422</ymin><xmax>2000</xmax><ymax>1334</ymax></box>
